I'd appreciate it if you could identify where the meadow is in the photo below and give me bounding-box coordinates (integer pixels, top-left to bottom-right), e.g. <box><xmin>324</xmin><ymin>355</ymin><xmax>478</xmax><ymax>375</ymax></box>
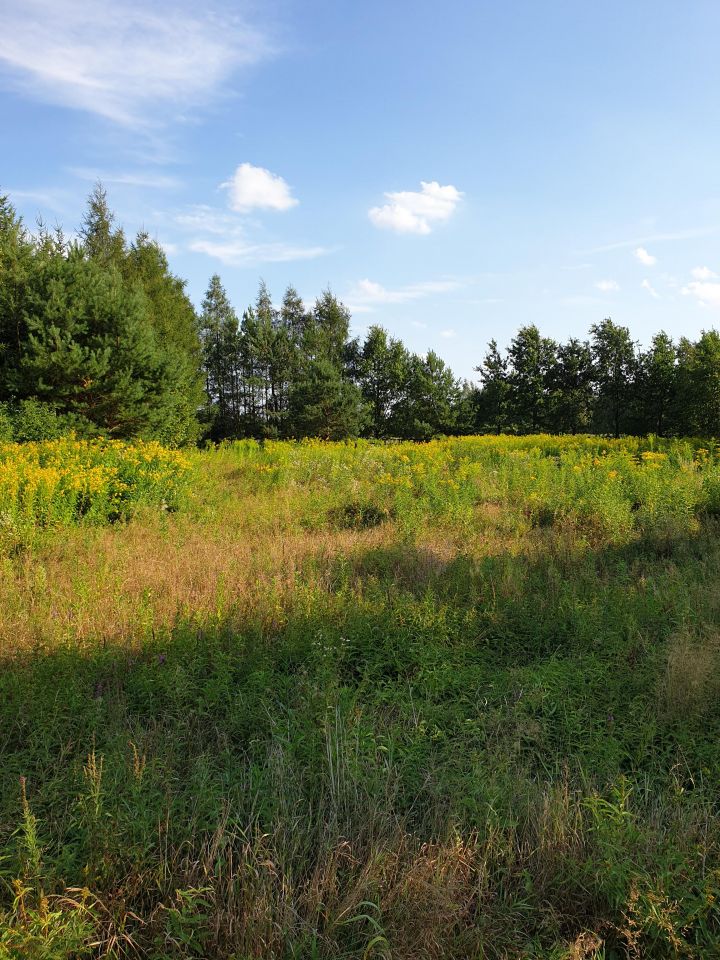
<box><xmin>2</xmin><ymin>435</ymin><xmax>720</xmax><ymax>958</ymax></box>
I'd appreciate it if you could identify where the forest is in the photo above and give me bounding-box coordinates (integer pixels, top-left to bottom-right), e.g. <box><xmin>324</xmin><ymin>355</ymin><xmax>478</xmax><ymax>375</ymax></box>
<box><xmin>3</xmin><ymin>187</ymin><xmax>720</xmax><ymax>446</ymax></box>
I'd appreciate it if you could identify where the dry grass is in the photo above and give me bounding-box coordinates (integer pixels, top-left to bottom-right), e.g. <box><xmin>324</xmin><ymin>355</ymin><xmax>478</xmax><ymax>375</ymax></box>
<box><xmin>0</xmin><ymin>517</ymin><xmax>398</xmax><ymax>655</ymax></box>
<box><xmin>661</xmin><ymin>628</ymin><xmax>720</xmax><ymax>719</ymax></box>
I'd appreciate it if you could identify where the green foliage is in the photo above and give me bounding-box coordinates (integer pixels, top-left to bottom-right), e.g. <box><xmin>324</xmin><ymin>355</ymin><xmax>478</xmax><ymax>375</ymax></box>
<box><xmin>0</xmin><ymin>400</ymin><xmax>93</xmax><ymax>442</ymax></box>
<box><xmin>3</xmin><ymin>436</ymin><xmax>720</xmax><ymax>956</ymax></box>
<box><xmin>590</xmin><ymin>318</ymin><xmax>637</xmax><ymax>438</ymax></box>
<box><xmin>288</xmin><ymin>355</ymin><xmax>366</xmax><ymax>439</ymax></box>
<box><xmin>0</xmin><ymin>190</ymin><xmax>202</xmax><ymax>446</ymax></box>
<box><xmin>506</xmin><ymin>324</ymin><xmax>557</xmax><ymax>431</ymax></box>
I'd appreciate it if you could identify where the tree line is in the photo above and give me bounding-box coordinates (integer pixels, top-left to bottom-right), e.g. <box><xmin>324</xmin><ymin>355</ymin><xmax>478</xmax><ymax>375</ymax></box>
<box><xmin>475</xmin><ymin>322</ymin><xmax>720</xmax><ymax>438</ymax></box>
<box><xmin>2</xmin><ymin>187</ymin><xmax>720</xmax><ymax>443</ymax></box>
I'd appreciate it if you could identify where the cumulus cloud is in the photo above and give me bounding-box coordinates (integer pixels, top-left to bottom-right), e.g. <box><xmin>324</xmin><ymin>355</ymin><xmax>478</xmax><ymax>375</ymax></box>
<box><xmin>635</xmin><ymin>247</ymin><xmax>657</xmax><ymax>266</ymax></box>
<box><xmin>683</xmin><ymin>280</ymin><xmax>720</xmax><ymax>309</ymax></box>
<box><xmin>595</xmin><ymin>279</ymin><xmax>619</xmax><ymax>292</ymax></box>
<box><xmin>691</xmin><ymin>266</ymin><xmax>718</xmax><ymax>280</ymax></box>
<box><xmin>641</xmin><ymin>279</ymin><xmax>660</xmax><ymax>299</ymax></box>
<box><xmin>0</xmin><ymin>0</ymin><xmax>270</xmax><ymax>125</ymax></box>
<box><xmin>368</xmin><ymin>181</ymin><xmax>462</xmax><ymax>235</ymax></box>
<box><xmin>347</xmin><ymin>278</ymin><xmax>461</xmax><ymax>312</ymax></box>
<box><xmin>222</xmin><ymin>163</ymin><xmax>298</xmax><ymax>213</ymax></box>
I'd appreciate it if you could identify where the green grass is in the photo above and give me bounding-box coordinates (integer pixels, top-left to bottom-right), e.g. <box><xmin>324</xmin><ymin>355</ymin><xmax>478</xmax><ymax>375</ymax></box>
<box><xmin>2</xmin><ymin>435</ymin><xmax>720</xmax><ymax>958</ymax></box>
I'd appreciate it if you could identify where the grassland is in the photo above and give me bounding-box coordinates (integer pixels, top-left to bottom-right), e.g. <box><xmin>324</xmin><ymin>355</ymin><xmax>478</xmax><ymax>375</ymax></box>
<box><xmin>2</xmin><ymin>435</ymin><xmax>720</xmax><ymax>958</ymax></box>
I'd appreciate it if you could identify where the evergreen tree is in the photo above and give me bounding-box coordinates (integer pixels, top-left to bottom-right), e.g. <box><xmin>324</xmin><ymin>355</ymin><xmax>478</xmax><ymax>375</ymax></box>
<box><xmin>124</xmin><ymin>233</ymin><xmax>203</xmax><ymax>444</ymax></box>
<box><xmin>676</xmin><ymin>330</ymin><xmax>720</xmax><ymax>436</ymax></box>
<box><xmin>475</xmin><ymin>340</ymin><xmax>510</xmax><ymax>434</ymax></box>
<box><xmin>288</xmin><ymin>356</ymin><xmax>366</xmax><ymax>439</ymax></box>
<box><xmin>590</xmin><ymin>319</ymin><xmax>637</xmax><ymax>438</ymax></box>
<box><xmin>199</xmin><ymin>274</ymin><xmax>240</xmax><ymax>439</ymax></box>
<box><xmin>16</xmin><ymin>248</ymin><xmax>170</xmax><ymax>437</ymax></box>
<box><xmin>310</xmin><ymin>289</ymin><xmax>352</xmax><ymax>366</ymax></box>
<box><xmin>80</xmin><ymin>183</ymin><xmax>126</xmax><ymax>267</ymax></box>
<box><xmin>398</xmin><ymin>351</ymin><xmax>460</xmax><ymax>439</ymax></box>
<box><xmin>0</xmin><ymin>195</ymin><xmax>33</xmax><ymax>400</ymax></box>
<box><xmin>635</xmin><ymin>332</ymin><xmax>677</xmax><ymax>436</ymax></box>
<box><xmin>358</xmin><ymin>325</ymin><xmax>410</xmax><ymax>437</ymax></box>
<box><xmin>281</xmin><ymin>285</ymin><xmax>309</xmax><ymax>344</ymax></box>
<box><xmin>551</xmin><ymin>338</ymin><xmax>594</xmax><ymax>434</ymax></box>
<box><xmin>506</xmin><ymin>325</ymin><xmax>557</xmax><ymax>432</ymax></box>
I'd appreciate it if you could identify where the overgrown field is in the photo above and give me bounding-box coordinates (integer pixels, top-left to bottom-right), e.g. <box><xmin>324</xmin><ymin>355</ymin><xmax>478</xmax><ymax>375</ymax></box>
<box><xmin>3</xmin><ymin>435</ymin><xmax>720</xmax><ymax>958</ymax></box>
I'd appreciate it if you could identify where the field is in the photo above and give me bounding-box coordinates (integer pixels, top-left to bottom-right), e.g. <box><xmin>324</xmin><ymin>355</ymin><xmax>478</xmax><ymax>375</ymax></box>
<box><xmin>2</xmin><ymin>435</ymin><xmax>720</xmax><ymax>958</ymax></box>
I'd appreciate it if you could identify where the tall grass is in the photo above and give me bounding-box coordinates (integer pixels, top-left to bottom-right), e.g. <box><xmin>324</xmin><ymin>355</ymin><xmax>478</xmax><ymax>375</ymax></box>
<box><xmin>0</xmin><ymin>437</ymin><xmax>190</xmax><ymax>532</ymax></box>
<box><xmin>2</xmin><ymin>435</ymin><xmax>720</xmax><ymax>957</ymax></box>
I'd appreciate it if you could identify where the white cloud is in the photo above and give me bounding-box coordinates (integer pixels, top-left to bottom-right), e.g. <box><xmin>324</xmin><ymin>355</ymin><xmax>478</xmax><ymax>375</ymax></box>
<box><xmin>222</xmin><ymin>163</ymin><xmax>298</xmax><ymax>213</ymax></box>
<box><xmin>691</xmin><ymin>266</ymin><xmax>718</xmax><ymax>280</ymax></box>
<box><xmin>189</xmin><ymin>237</ymin><xmax>327</xmax><ymax>266</ymax></box>
<box><xmin>595</xmin><ymin>279</ymin><xmax>619</xmax><ymax>292</ymax></box>
<box><xmin>635</xmin><ymin>247</ymin><xmax>657</xmax><ymax>266</ymax></box>
<box><xmin>683</xmin><ymin>281</ymin><xmax>720</xmax><ymax>309</ymax></box>
<box><xmin>176</xmin><ymin>202</ymin><xmax>327</xmax><ymax>266</ymax></box>
<box><xmin>440</xmin><ymin>329</ymin><xmax>456</xmax><ymax>338</ymax></box>
<box><xmin>641</xmin><ymin>279</ymin><xmax>660</xmax><ymax>299</ymax></box>
<box><xmin>368</xmin><ymin>181</ymin><xmax>462</xmax><ymax>235</ymax></box>
<box><xmin>69</xmin><ymin>167</ymin><xmax>182</xmax><ymax>189</ymax></box>
<box><xmin>8</xmin><ymin>187</ymin><xmax>75</xmax><ymax>214</ymax></box>
<box><xmin>175</xmin><ymin>205</ymin><xmax>238</xmax><ymax>234</ymax></box>
<box><xmin>585</xmin><ymin>227</ymin><xmax>718</xmax><ymax>255</ymax></box>
<box><xmin>0</xmin><ymin>0</ymin><xmax>271</xmax><ymax>125</ymax></box>
<box><xmin>347</xmin><ymin>278</ymin><xmax>461</xmax><ymax>311</ymax></box>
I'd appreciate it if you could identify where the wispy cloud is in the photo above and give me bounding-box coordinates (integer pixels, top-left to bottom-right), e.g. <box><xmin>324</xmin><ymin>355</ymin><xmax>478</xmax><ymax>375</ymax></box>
<box><xmin>69</xmin><ymin>167</ymin><xmax>183</xmax><ymax>189</ymax></box>
<box><xmin>595</xmin><ymin>279</ymin><xmax>619</xmax><ymax>292</ymax></box>
<box><xmin>222</xmin><ymin>163</ymin><xmax>298</xmax><ymax>213</ymax></box>
<box><xmin>368</xmin><ymin>181</ymin><xmax>462</xmax><ymax>235</ymax></box>
<box><xmin>440</xmin><ymin>329</ymin><xmax>456</xmax><ymax>338</ymax></box>
<box><xmin>175</xmin><ymin>205</ymin><xmax>238</xmax><ymax>234</ymax></box>
<box><xmin>635</xmin><ymin>247</ymin><xmax>657</xmax><ymax>266</ymax></box>
<box><xmin>7</xmin><ymin>187</ymin><xmax>75</xmax><ymax>214</ymax></box>
<box><xmin>189</xmin><ymin>237</ymin><xmax>328</xmax><ymax>266</ymax></box>
<box><xmin>583</xmin><ymin>227</ymin><xmax>717</xmax><ymax>256</ymax></box>
<box><xmin>0</xmin><ymin>0</ymin><xmax>272</xmax><ymax>125</ymax></box>
<box><xmin>347</xmin><ymin>277</ymin><xmax>462</xmax><ymax>311</ymax></box>
<box><xmin>177</xmin><ymin>203</ymin><xmax>328</xmax><ymax>266</ymax></box>
<box><xmin>641</xmin><ymin>278</ymin><xmax>660</xmax><ymax>299</ymax></box>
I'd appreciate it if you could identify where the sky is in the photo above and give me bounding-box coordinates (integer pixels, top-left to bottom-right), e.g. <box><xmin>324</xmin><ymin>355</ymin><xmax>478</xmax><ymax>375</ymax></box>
<box><xmin>2</xmin><ymin>0</ymin><xmax>720</xmax><ymax>381</ymax></box>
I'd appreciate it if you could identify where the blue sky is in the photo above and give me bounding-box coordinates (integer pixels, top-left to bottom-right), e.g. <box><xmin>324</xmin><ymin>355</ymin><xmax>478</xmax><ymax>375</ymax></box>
<box><xmin>2</xmin><ymin>0</ymin><xmax>720</xmax><ymax>380</ymax></box>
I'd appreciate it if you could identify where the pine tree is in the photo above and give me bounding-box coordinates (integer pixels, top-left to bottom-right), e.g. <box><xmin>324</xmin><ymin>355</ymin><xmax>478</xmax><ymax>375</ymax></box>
<box><xmin>551</xmin><ymin>338</ymin><xmax>594</xmax><ymax>434</ymax></box>
<box><xmin>288</xmin><ymin>356</ymin><xmax>366</xmax><ymax>439</ymax></box>
<box><xmin>281</xmin><ymin>285</ymin><xmax>309</xmax><ymax>344</ymax></box>
<box><xmin>0</xmin><ymin>195</ymin><xmax>33</xmax><ymax>400</ymax></box>
<box><xmin>358</xmin><ymin>325</ymin><xmax>410</xmax><ymax>437</ymax></box>
<box><xmin>80</xmin><ymin>183</ymin><xmax>126</xmax><ymax>267</ymax></box>
<box><xmin>676</xmin><ymin>331</ymin><xmax>720</xmax><ymax>436</ymax></box>
<box><xmin>16</xmin><ymin>247</ymin><xmax>169</xmax><ymax>436</ymax></box>
<box><xmin>199</xmin><ymin>274</ymin><xmax>240</xmax><ymax>439</ymax></box>
<box><xmin>475</xmin><ymin>340</ymin><xmax>510</xmax><ymax>434</ymax></box>
<box><xmin>591</xmin><ymin>319</ymin><xmax>637</xmax><ymax>438</ymax></box>
<box><xmin>635</xmin><ymin>332</ymin><xmax>677</xmax><ymax>436</ymax></box>
<box><xmin>396</xmin><ymin>351</ymin><xmax>460</xmax><ymax>439</ymax></box>
<box><xmin>124</xmin><ymin>233</ymin><xmax>203</xmax><ymax>444</ymax></box>
<box><xmin>506</xmin><ymin>325</ymin><xmax>557</xmax><ymax>433</ymax></box>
